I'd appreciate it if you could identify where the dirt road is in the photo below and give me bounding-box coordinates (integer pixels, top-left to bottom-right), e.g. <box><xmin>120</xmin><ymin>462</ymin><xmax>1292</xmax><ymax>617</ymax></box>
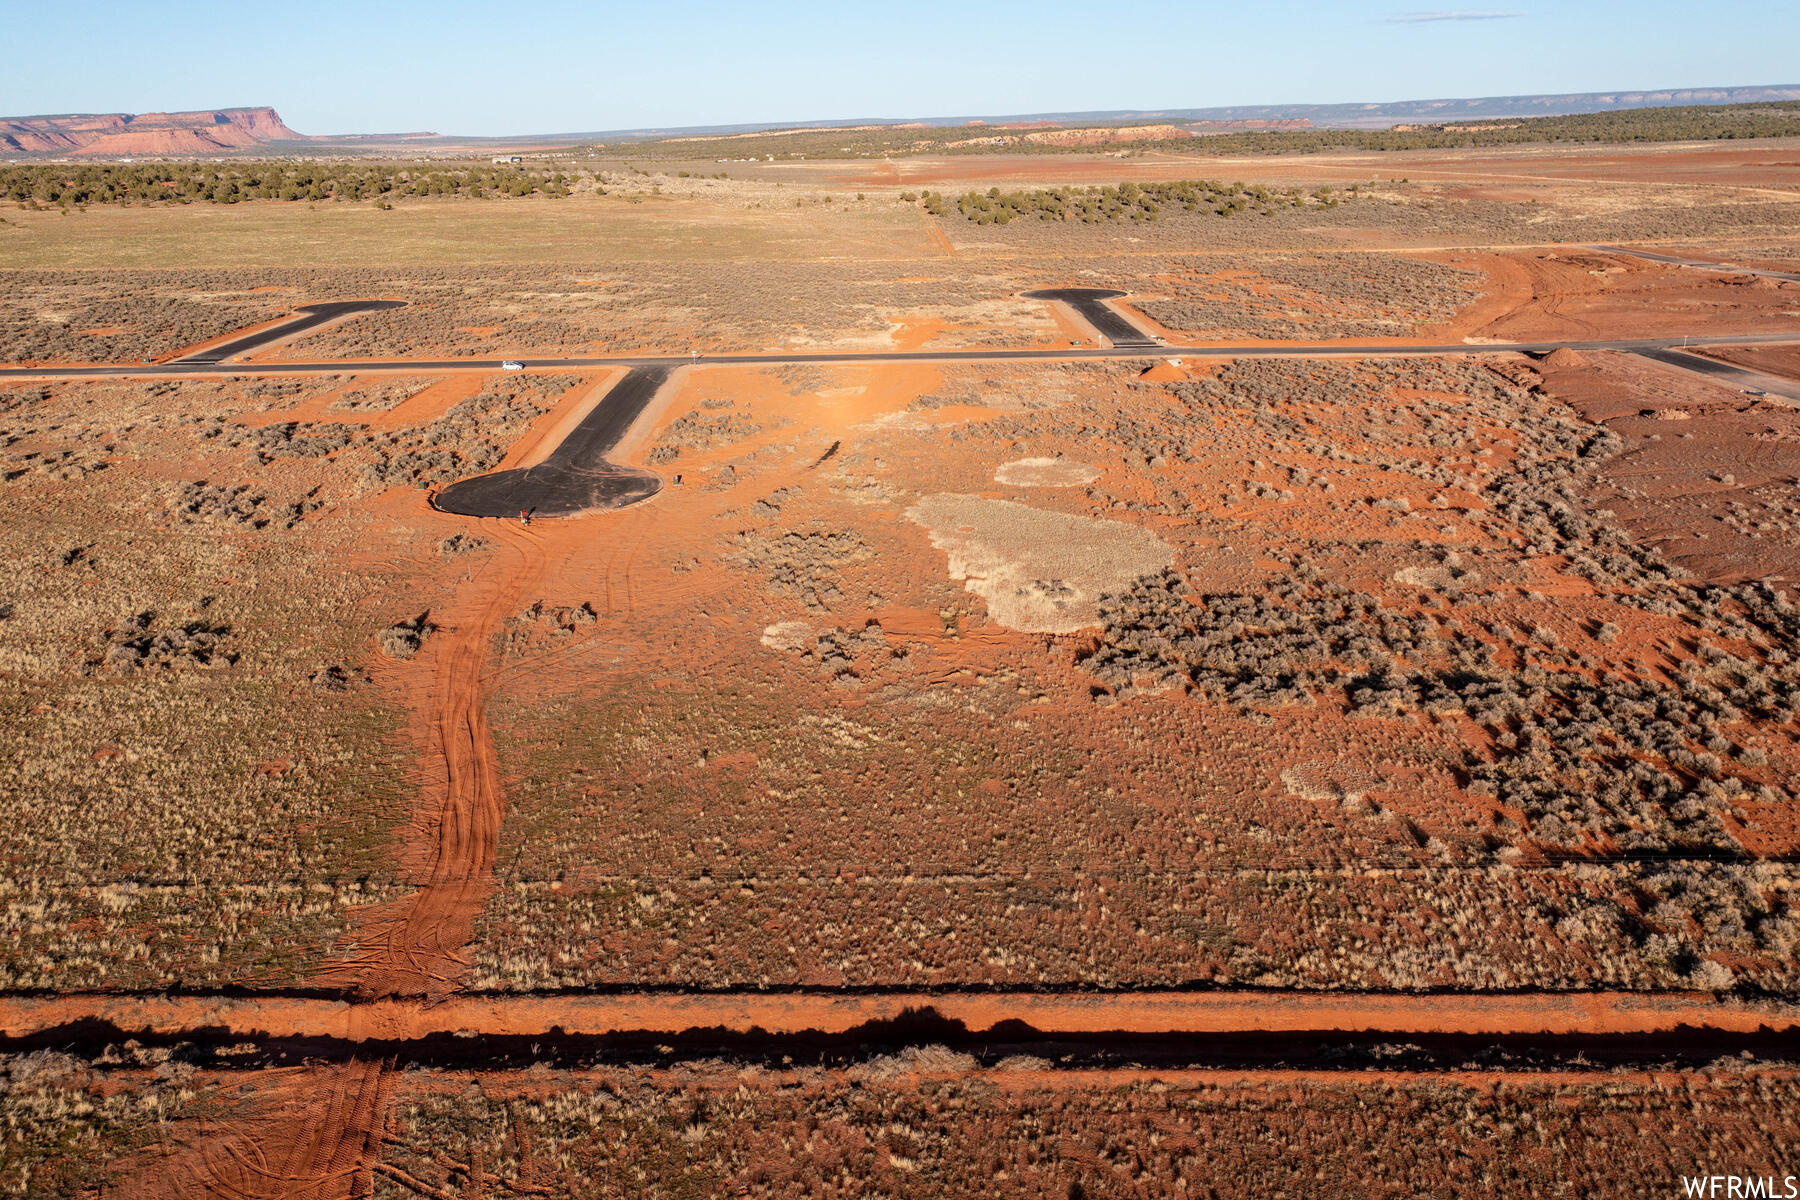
<box><xmin>185</xmin><ymin>523</ymin><xmax>548</xmax><ymax>1194</ymax></box>
<box><xmin>313</xmin><ymin>522</ymin><xmax>543</xmax><ymax>1000</ymax></box>
<box><xmin>123</xmin><ymin>1059</ymin><xmax>389</xmax><ymax>1200</ymax></box>
<box><xmin>4</xmin><ymin>989</ymin><xmax>1794</xmax><ymax>1044</ymax></box>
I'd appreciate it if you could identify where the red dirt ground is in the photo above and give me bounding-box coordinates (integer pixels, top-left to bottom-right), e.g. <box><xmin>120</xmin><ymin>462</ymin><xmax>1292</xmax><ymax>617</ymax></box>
<box><xmin>3</xmin><ymin>988</ymin><xmax>1790</xmax><ymax>1043</ymax></box>
<box><xmin>1698</xmin><ymin>343</ymin><xmax>1800</xmax><ymax>379</ymax></box>
<box><xmin>1465</xmin><ymin>249</ymin><xmax>1800</xmax><ymax>342</ymax></box>
<box><xmin>829</xmin><ymin>140</ymin><xmax>1800</xmax><ymax>190</ymax></box>
<box><xmin>1541</xmin><ymin>348</ymin><xmax>1800</xmax><ymax>612</ymax></box>
<box><xmin>12</xmin><ymin>144</ymin><xmax>1800</xmax><ymax>1194</ymax></box>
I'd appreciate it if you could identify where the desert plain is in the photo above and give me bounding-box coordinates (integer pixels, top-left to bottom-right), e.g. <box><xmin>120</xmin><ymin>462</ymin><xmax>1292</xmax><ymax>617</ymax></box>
<box><xmin>1</xmin><ymin>136</ymin><xmax>1800</xmax><ymax>1196</ymax></box>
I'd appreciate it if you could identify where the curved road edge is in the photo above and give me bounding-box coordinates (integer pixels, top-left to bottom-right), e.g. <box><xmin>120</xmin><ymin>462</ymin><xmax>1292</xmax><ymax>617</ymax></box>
<box><xmin>432</xmin><ymin>365</ymin><xmax>672</xmax><ymax>518</ymax></box>
<box><xmin>172</xmin><ymin>299</ymin><xmax>409</xmax><ymax>365</ymax></box>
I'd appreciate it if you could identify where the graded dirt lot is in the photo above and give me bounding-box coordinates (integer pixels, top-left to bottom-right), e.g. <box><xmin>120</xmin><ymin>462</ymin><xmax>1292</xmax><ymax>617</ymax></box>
<box><xmin>2</xmin><ymin>141</ymin><xmax>1800</xmax><ymax>1196</ymax></box>
<box><xmin>1699</xmin><ymin>342</ymin><xmax>1800</xmax><ymax>378</ymax></box>
<box><xmin>825</xmin><ymin>139</ymin><xmax>1800</xmax><ymax>191</ymax></box>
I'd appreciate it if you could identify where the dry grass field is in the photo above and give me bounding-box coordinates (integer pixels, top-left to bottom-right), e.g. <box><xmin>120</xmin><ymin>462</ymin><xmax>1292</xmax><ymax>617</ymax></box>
<box><xmin>0</xmin><ymin>187</ymin><xmax>935</xmax><ymax>269</ymax></box>
<box><xmin>2</xmin><ymin>141</ymin><xmax>1800</xmax><ymax>1194</ymax></box>
<box><xmin>9</xmin><ymin>1045</ymin><xmax>1800</xmax><ymax>1198</ymax></box>
<box><xmin>470</xmin><ymin>354</ymin><xmax>1800</xmax><ymax>994</ymax></box>
<box><xmin>0</xmin><ymin>377</ymin><xmax>427</xmax><ymax>991</ymax></box>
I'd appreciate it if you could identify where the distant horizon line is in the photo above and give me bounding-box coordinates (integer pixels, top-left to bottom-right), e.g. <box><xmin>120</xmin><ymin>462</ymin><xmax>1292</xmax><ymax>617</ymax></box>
<box><xmin>440</xmin><ymin>81</ymin><xmax>1800</xmax><ymax>144</ymax></box>
<box><xmin>4</xmin><ymin>81</ymin><xmax>1797</xmax><ymax>145</ymax></box>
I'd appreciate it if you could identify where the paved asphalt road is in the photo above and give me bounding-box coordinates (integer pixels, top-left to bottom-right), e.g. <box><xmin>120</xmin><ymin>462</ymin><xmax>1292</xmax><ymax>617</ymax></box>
<box><xmin>433</xmin><ymin>366</ymin><xmax>670</xmax><ymax>518</ymax></box>
<box><xmin>1633</xmin><ymin>347</ymin><xmax>1800</xmax><ymax>402</ymax></box>
<box><xmin>171</xmin><ymin>300</ymin><xmax>409</xmax><ymax>365</ymax></box>
<box><xmin>1020</xmin><ymin>287</ymin><xmax>1160</xmax><ymax>348</ymax></box>
<box><xmin>8</xmin><ymin>332</ymin><xmax>1800</xmax><ymax>382</ymax></box>
<box><xmin>9</xmin><ymin>288</ymin><xmax>1799</xmax><ymax>519</ymax></box>
<box><xmin>1593</xmin><ymin>246</ymin><xmax>1800</xmax><ymax>284</ymax></box>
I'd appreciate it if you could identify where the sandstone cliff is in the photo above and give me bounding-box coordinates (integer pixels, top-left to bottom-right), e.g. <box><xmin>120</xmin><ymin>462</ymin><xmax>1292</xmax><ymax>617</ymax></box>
<box><xmin>0</xmin><ymin>107</ymin><xmax>305</xmax><ymax>156</ymax></box>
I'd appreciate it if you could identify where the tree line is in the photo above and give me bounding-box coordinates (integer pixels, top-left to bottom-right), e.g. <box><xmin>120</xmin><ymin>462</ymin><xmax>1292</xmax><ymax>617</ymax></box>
<box><xmin>1128</xmin><ymin>100</ymin><xmax>1800</xmax><ymax>156</ymax></box>
<box><xmin>904</xmin><ymin>180</ymin><xmax>1350</xmax><ymax>225</ymax></box>
<box><xmin>0</xmin><ymin>163</ymin><xmax>581</xmax><ymax>208</ymax></box>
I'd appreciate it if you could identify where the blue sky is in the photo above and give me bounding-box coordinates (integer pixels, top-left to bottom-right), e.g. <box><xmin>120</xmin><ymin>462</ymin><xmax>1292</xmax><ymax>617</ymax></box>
<box><xmin>5</xmin><ymin>0</ymin><xmax>1796</xmax><ymax>135</ymax></box>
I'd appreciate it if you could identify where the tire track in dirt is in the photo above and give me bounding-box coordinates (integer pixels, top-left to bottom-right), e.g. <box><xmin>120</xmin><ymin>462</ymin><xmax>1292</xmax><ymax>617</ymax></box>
<box><xmin>925</xmin><ymin>217</ymin><xmax>957</xmax><ymax>257</ymax></box>
<box><xmin>316</xmin><ymin>522</ymin><xmax>545</xmax><ymax>1001</ymax></box>
<box><xmin>120</xmin><ymin>1060</ymin><xmax>390</xmax><ymax>1200</ymax></box>
<box><xmin>221</xmin><ymin>386</ymin><xmax>651</xmax><ymax>1195</ymax></box>
<box><xmin>133</xmin><ymin>519</ymin><xmax>557</xmax><ymax>1194</ymax></box>
<box><xmin>155</xmin><ymin>523</ymin><xmax>547</xmax><ymax>1195</ymax></box>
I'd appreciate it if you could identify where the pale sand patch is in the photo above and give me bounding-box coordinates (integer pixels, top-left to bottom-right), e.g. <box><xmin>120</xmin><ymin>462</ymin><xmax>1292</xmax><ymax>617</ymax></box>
<box><xmin>1393</xmin><ymin>556</ymin><xmax>1478</xmax><ymax>590</ymax></box>
<box><xmin>906</xmin><ymin>494</ymin><xmax>1173</xmax><ymax>633</ymax></box>
<box><xmin>1281</xmin><ymin>762</ymin><xmax>1379</xmax><ymax>812</ymax></box>
<box><xmin>1393</xmin><ymin>566</ymin><xmax>1457</xmax><ymax>589</ymax></box>
<box><xmin>994</xmin><ymin>457</ymin><xmax>1100</xmax><ymax>488</ymax></box>
<box><xmin>761</xmin><ymin>621</ymin><xmax>815</xmax><ymax>652</ymax></box>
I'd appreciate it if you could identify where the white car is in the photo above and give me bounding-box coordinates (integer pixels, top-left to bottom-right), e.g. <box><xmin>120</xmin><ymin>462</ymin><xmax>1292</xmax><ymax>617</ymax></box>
<box><xmin>501</xmin><ymin>360</ymin><xmax>525</xmax><ymax>371</ymax></box>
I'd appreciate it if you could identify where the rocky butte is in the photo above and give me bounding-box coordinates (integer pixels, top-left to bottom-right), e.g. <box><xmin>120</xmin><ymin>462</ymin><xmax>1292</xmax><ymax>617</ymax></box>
<box><xmin>0</xmin><ymin>106</ymin><xmax>304</xmax><ymax>156</ymax></box>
